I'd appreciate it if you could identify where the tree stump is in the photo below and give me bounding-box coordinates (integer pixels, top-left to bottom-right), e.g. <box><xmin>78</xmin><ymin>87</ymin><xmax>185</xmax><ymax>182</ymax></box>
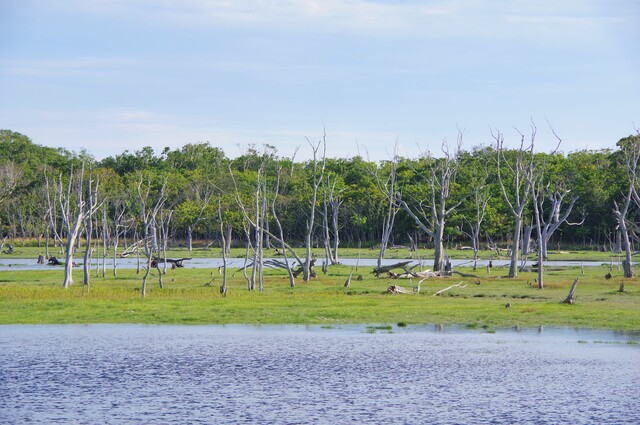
<box><xmin>561</xmin><ymin>278</ymin><xmax>579</xmax><ymax>304</ymax></box>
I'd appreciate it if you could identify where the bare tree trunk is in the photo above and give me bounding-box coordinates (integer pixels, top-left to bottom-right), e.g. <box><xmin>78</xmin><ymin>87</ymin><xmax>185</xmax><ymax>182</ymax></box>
<box><xmin>138</xmin><ymin>175</ymin><xmax>167</xmax><ymax>298</ymax></box>
<box><xmin>218</xmin><ymin>199</ymin><xmax>228</xmax><ymax>296</ymax></box>
<box><xmin>375</xmin><ymin>154</ymin><xmax>399</xmax><ymax>270</ymax></box>
<box><xmin>494</xmin><ymin>127</ymin><xmax>536</xmax><ymax>278</ymax></box>
<box><xmin>330</xmin><ymin>197</ymin><xmax>341</xmax><ymax>264</ymax></box>
<box><xmin>101</xmin><ymin>205</ymin><xmax>107</xmax><ymax>278</ymax></box>
<box><xmin>82</xmin><ymin>173</ymin><xmax>96</xmax><ymax>289</ymax></box>
<box><xmin>614</xmin><ymin>134</ymin><xmax>639</xmax><ymax>278</ymax></box>
<box><xmin>433</xmin><ymin>220</ymin><xmax>445</xmax><ymax>273</ymax></box>
<box><xmin>303</xmin><ymin>133</ymin><xmax>326</xmax><ymax>281</ymax></box>
<box><xmin>562</xmin><ymin>278</ymin><xmax>579</xmax><ymax>304</ymax></box>
<box><xmin>393</xmin><ymin>135</ymin><xmax>480</xmax><ymax>272</ymax></box>
<box><xmin>53</xmin><ymin>162</ymin><xmax>101</xmax><ymax>289</ymax></box>
<box><xmin>187</xmin><ymin>225</ymin><xmax>193</xmax><ymax>252</ymax></box>
<box><xmin>45</xmin><ymin>225</ymin><xmax>50</xmax><ymax>259</ymax></box>
<box><xmin>112</xmin><ymin>205</ymin><xmax>125</xmax><ymax>277</ymax></box>
<box><xmin>322</xmin><ymin>190</ymin><xmax>331</xmax><ymax>273</ymax></box>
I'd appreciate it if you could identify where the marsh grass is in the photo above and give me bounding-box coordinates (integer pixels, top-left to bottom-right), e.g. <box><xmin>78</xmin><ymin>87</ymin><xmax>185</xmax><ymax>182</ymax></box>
<box><xmin>0</xmin><ymin>263</ymin><xmax>638</xmax><ymax>331</ymax></box>
<box><xmin>0</xmin><ymin>244</ymin><xmax>620</xmax><ymax>262</ymax></box>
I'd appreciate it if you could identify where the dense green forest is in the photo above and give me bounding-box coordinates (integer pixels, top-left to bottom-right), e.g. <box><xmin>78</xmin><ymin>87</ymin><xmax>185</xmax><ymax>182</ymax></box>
<box><xmin>0</xmin><ymin>128</ymin><xmax>638</xmax><ymax>256</ymax></box>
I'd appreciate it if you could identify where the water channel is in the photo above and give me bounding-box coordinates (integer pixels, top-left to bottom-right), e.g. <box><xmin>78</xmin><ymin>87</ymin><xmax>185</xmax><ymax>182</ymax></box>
<box><xmin>1</xmin><ymin>324</ymin><xmax>638</xmax><ymax>424</ymax></box>
<box><xmin>0</xmin><ymin>256</ymin><xmax>616</xmax><ymax>272</ymax></box>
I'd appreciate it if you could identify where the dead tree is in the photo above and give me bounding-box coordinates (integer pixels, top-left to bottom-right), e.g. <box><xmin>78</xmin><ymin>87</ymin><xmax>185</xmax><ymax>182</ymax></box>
<box><xmin>185</xmin><ymin>182</ymin><xmax>212</xmax><ymax>252</ymax></box>
<box><xmin>322</xmin><ymin>173</ymin><xmax>343</xmax><ymax>269</ymax></box>
<box><xmin>394</xmin><ymin>133</ymin><xmax>480</xmax><ymax>272</ymax></box>
<box><xmin>229</xmin><ymin>161</ymin><xmax>265</xmax><ymax>291</ymax></box>
<box><xmin>460</xmin><ymin>185</ymin><xmax>490</xmax><ymax>271</ymax></box>
<box><xmin>303</xmin><ymin>131</ymin><xmax>327</xmax><ymax>281</ymax></box>
<box><xmin>44</xmin><ymin>168</ymin><xmax>64</xmax><ymax>255</ymax></box>
<box><xmin>157</xmin><ymin>208</ymin><xmax>174</xmax><ymax>279</ymax></box>
<box><xmin>614</xmin><ymin>134</ymin><xmax>640</xmax><ymax>278</ymax></box>
<box><xmin>371</xmin><ymin>143</ymin><xmax>400</xmax><ymax>270</ymax></box>
<box><xmin>51</xmin><ymin>163</ymin><xmax>102</xmax><ymax>289</ymax></box>
<box><xmin>82</xmin><ymin>165</ymin><xmax>101</xmax><ymax>291</ymax></box>
<box><xmin>561</xmin><ymin>278</ymin><xmax>579</xmax><ymax>304</ymax></box>
<box><xmin>111</xmin><ymin>203</ymin><xmax>126</xmax><ymax>277</ymax></box>
<box><xmin>536</xmin><ymin>131</ymin><xmax>584</xmax><ymax>258</ymax></box>
<box><xmin>494</xmin><ymin>125</ymin><xmax>537</xmax><ymax>278</ymax></box>
<box><xmin>137</xmin><ymin>175</ymin><xmax>167</xmax><ymax>298</ymax></box>
<box><xmin>218</xmin><ymin>198</ymin><xmax>228</xmax><ymax>296</ymax></box>
<box><xmin>271</xmin><ymin>164</ymin><xmax>297</xmax><ymax>287</ymax></box>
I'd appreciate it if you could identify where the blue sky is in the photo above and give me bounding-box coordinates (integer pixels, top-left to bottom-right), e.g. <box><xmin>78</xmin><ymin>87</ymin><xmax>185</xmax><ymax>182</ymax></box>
<box><xmin>1</xmin><ymin>0</ymin><xmax>638</xmax><ymax>161</ymax></box>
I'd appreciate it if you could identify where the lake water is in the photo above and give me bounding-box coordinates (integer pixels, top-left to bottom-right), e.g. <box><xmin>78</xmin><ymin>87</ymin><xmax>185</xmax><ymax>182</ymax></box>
<box><xmin>0</xmin><ymin>256</ymin><xmax>614</xmax><ymax>272</ymax></box>
<box><xmin>1</xmin><ymin>325</ymin><xmax>638</xmax><ymax>424</ymax></box>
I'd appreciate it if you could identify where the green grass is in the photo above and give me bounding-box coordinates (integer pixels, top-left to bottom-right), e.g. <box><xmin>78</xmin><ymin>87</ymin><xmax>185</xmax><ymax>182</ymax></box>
<box><xmin>0</xmin><ymin>242</ymin><xmax>622</xmax><ymax>262</ymax></box>
<box><xmin>0</xmin><ymin>262</ymin><xmax>638</xmax><ymax>331</ymax></box>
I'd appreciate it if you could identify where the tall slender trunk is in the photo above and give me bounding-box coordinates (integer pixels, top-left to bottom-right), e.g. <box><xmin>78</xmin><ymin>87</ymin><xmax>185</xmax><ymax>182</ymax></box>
<box><xmin>508</xmin><ymin>216</ymin><xmax>522</xmax><ymax>278</ymax></box>
<box><xmin>433</xmin><ymin>221</ymin><xmax>445</xmax><ymax>272</ymax></box>
<box><xmin>83</xmin><ymin>220</ymin><xmax>92</xmax><ymax>288</ymax></box>
<box><xmin>63</xmin><ymin>218</ymin><xmax>83</xmax><ymax>288</ymax></box>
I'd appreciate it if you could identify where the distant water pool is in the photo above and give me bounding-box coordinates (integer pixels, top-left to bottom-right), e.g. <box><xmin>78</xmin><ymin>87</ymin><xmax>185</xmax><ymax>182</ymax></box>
<box><xmin>1</xmin><ymin>324</ymin><xmax>638</xmax><ymax>424</ymax></box>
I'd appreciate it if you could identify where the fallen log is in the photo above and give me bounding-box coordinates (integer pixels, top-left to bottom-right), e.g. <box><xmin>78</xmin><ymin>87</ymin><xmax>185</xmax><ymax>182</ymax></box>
<box><xmin>432</xmin><ymin>281</ymin><xmax>467</xmax><ymax>297</ymax></box>
<box><xmin>373</xmin><ymin>261</ymin><xmax>414</xmax><ymax>277</ymax></box>
<box><xmin>388</xmin><ymin>269</ymin><xmax>438</xmax><ymax>279</ymax></box>
<box><xmin>151</xmin><ymin>257</ymin><xmax>192</xmax><ymax>269</ymax></box>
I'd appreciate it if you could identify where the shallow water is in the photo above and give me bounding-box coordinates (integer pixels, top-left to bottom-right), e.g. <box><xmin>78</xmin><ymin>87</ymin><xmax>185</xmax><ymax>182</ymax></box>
<box><xmin>1</xmin><ymin>325</ymin><xmax>638</xmax><ymax>424</ymax></box>
<box><xmin>0</xmin><ymin>256</ymin><xmax>613</xmax><ymax>272</ymax></box>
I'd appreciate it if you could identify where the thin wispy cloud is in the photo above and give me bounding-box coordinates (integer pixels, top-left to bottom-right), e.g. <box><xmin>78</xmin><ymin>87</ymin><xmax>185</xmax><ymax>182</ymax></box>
<box><xmin>54</xmin><ymin>0</ymin><xmax>624</xmax><ymax>43</ymax></box>
<box><xmin>0</xmin><ymin>57</ymin><xmax>128</xmax><ymax>78</ymax></box>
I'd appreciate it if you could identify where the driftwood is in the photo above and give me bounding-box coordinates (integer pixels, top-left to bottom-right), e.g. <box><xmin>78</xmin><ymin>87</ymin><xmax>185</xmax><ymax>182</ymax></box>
<box><xmin>151</xmin><ymin>257</ymin><xmax>192</xmax><ymax>269</ymax></box>
<box><xmin>384</xmin><ymin>285</ymin><xmax>415</xmax><ymax>294</ymax></box>
<box><xmin>388</xmin><ymin>269</ymin><xmax>437</xmax><ymax>279</ymax></box>
<box><xmin>561</xmin><ymin>278</ymin><xmax>579</xmax><ymax>304</ymax></box>
<box><xmin>387</xmin><ymin>269</ymin><xmax>478</xmax><ymax>279</ymax></box>
<box><xmin>432</xmin><ymin>281</ymin><xmax>467</xmax><ymax>297</ymax></box>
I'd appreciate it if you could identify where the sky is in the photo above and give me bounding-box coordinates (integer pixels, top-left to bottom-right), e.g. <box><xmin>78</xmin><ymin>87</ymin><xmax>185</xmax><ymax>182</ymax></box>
<box><xmin>0</xmin><ymin>0</ymin><xmax>638</xmax><ymax>161</ymax></box>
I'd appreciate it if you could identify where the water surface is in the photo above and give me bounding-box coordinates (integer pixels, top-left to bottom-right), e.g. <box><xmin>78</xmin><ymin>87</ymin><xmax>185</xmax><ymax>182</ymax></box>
<box><xmin>1</xmin><ymin>325</ymin><xmax>638</xmax><ymax>424</ymax></box>
<box><xmin>0</xmin><ymin>256</ymin><xmax>613</xmax><ymax>272</ymax></box>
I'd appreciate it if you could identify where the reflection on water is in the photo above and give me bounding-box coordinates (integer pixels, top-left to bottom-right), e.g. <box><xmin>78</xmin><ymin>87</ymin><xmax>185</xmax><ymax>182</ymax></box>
<box><xmin>1</xmin><ymin>325</ymin><xmax>638</xmax><ymax>424</ymax></box>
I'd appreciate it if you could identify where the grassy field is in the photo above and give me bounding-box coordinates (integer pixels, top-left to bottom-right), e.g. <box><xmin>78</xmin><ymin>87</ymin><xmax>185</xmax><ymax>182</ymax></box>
<box><xmin>1</xmin><ymin>252</ymin><xmax>638</xmax><ymax>331</ymax></box>
<box><xmin>0</xmin><ymin>242</ymin><xmax>625</xmax><ymax>262</ymax></box>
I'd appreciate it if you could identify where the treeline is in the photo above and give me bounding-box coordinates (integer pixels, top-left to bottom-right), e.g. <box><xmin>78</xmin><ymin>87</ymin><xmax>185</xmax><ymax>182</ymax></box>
<box><xmin>0</xmin><ymin>129</ymin><xmax>638</xmax><ymax>253</ymax></box>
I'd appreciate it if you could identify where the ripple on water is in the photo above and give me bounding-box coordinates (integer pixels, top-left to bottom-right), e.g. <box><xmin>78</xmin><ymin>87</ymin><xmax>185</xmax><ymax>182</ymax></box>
<box><xmin>0</xmin><ymin>324</ymin><xmax>639</xmax><ymax>424</ymax></box>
